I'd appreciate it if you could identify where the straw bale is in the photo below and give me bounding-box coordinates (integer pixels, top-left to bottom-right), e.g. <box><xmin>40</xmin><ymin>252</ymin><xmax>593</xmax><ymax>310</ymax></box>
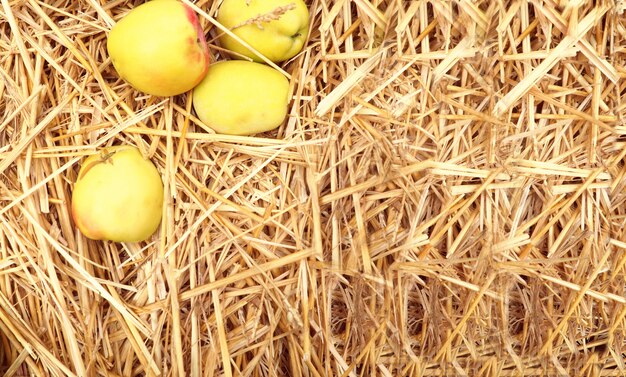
<box><xmin>1</xmin><ymin>0</ymin><xmax>626</xmax><ymax>376</ymax></box>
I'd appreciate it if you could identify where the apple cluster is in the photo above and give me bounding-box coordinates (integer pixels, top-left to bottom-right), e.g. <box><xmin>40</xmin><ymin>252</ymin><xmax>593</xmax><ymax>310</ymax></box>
<box><xmin>107</xmin><ymin>0</ymin><xmax>309</xmax><ymax>136</ymax></box>
<box><xmin>72</xmin><ymin>0</ymin><xmax>310</xmax><ymax>243</ymax></box>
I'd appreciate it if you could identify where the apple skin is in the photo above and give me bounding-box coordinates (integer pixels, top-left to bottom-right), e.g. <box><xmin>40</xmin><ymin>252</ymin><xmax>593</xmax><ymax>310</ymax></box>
<box><xmin>71</xmin><ymin>146</ymin><xmax>164</xmax><ymax>243</ymax></box>
<box><xmin>217</xmin><ymin>0</ymin><xmax>309</xmax><ymax>62</ymax></box>
<box><xmin>192</xmin><ymin>60</ymin><xmax>290</xmax><ymax>135</ymax></box>
<box><xmin>107</xmin><ymin>0</ymin><xmax>210</xmax><ymax>97</ymax></box>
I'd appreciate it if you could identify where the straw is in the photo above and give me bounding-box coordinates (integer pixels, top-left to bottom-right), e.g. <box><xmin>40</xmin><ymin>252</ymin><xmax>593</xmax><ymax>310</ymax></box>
<box><xmin>1</xmin><ymin>0</ymin><xmax>626</xmax><ymax>375</ymax></box>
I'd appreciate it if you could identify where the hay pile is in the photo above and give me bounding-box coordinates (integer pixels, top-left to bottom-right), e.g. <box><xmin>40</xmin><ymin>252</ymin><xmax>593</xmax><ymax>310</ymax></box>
<box><xmin>1</xmin><ymin>0</ymin><xmax>626</xmax><ymax>375</ymax></box>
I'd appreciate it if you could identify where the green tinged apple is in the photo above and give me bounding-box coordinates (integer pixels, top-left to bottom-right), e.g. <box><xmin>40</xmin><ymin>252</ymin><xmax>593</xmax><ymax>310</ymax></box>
<box><xmin>107</xmin><ymin>0</ymin><xmax>210</xmax><ymax>96</ymax></box>
<box><xmin>71</xmin><ymin>146</ymin><xmax>164</xmax><ymax>243</ymax></box>
<box><xmin>217</xmin><ymin>0</ymin><xmax>310</xmax><ymax>62</ymax></box>
<box><xmin>192</xmin><ymin>60</ymin><xmax>290</xmax><ymax>135</ymax></box>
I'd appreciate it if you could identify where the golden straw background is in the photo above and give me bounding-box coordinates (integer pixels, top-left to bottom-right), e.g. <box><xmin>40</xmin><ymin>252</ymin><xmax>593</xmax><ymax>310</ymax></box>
<box><xmin>2</xmin><ymin>0</ymin><xmax>626</xmax><ymax>375</ymax></box>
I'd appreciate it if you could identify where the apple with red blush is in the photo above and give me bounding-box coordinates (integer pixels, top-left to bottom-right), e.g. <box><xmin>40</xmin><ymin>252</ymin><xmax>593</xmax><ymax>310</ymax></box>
<box><xmin>107</xmin><ymin>0</ymin><xmax>210</xmax><ymax>96</ymax></box>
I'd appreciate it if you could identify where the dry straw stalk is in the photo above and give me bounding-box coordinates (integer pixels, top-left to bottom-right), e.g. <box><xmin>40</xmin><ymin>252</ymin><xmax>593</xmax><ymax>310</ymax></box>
<box><xmin>1</xmin><ymin>0</ymin><xmax>626</xmax><ymax>376</ymax></box>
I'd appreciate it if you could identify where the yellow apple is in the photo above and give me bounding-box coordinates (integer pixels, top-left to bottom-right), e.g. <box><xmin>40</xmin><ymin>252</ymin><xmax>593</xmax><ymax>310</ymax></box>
<box><xmin>107</xmin><ymin>0</ymin><xmax>210</xmax><ymax>97</ymax></box>
<box><xmin>192</xmin><ymin>60</ymin><xmax>290</xmax><ymax>135</ymax></box>
<box><xmin>217</xmin><ymin>0</ymin><xmax>309</xmax><ymax>62</ymax></box>
<box><xmin>71</xmin><ymin>146</ymin><xmax>164</xmax><ymax>243</ymax></box>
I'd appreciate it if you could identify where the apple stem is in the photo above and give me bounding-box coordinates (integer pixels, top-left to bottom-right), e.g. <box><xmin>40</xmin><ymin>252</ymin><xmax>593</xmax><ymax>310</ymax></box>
<box><xmin>78</xmin><ymin>149</ymin><xmax>118</xmax><ymax>180</ymax></box>
<box><xmin>100</xmin><ymin>150</ymin><xmax>116</xmax><ymax>162</ymax></box>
